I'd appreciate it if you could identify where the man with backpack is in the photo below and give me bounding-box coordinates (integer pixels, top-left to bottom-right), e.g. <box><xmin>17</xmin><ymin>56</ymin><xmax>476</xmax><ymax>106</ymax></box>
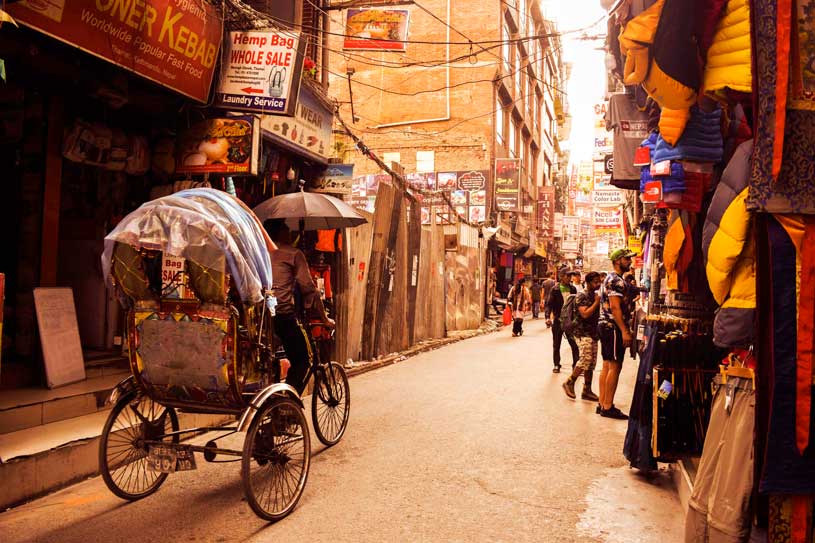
<box><xmin>530</xmin><ymin>279</ymin><xmax>542</xmax><ymax>319</ymax></box>
<box><xmin>562</xmin><ymin>272</ymin><xmax>602</xmax><ymax>401</ymax></box>
<box><xmin>544</xmin><ymin>268</ymin><xmax>579</xmax><ymax>373</ymax></box>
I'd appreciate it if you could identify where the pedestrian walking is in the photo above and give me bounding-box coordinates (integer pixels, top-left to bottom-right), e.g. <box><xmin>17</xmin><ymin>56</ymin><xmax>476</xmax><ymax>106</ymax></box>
<box><xmin>530</xmin><ymin>278</ymin><xmax>542</xmax><ymax>319</ymax></box>
<box><xmin>541</xmin><ymin>272</ymin><xmax>557</xmax><ymax>312</ymax></box>
<box><xmin>562</xmin><ymin>271</ymin><xmax>602</xmax><ymax>401</ymax></box>
<box><xmin>571</xmin><ymin>271</ymin><xmax>585</xmax><ymax>294</ymax></box>
<box><xmin>597</xmin><ymin>248</ymin><xmax>637</xmax><ymax>420</ymax></box>
<box><xmin>507</xmin><ymin>277</ymin><xmax>531</xmax><ymax>337</ymax></box>
<box><xmin>544</xmin><ymin>268</ymin><xmax>579</xmax><ymax>373</ymax></box>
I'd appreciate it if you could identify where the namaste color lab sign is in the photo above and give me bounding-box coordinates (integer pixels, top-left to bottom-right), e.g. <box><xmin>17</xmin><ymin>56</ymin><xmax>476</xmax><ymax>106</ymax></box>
<box><xmin>9</xmin><ymin>0</ymin><xmax>224</xmax><ymax>102</ymax></box>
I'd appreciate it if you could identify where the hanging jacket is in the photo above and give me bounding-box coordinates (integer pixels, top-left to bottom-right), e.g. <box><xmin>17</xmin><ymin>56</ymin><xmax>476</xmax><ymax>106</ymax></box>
<box><xmin>652</xmin><ymin>106</ymin><xmax>724</xmax><ymax>163</ymax></box>
<box><xmin>702</xmin><ymin>0</ymin><xmax>752</xmax><ymax>100</ymax></box>
<box><xmin>658</xmin><ymin>107</ymin><xmax>691</xmax><ymax>146</ymax></box>
<box><xmin>619</xmin><ymin>0</ymin><xmax>664</xmax><ymax>87</ymax></box>
<box><xmin>702</xmin><ymin>141</ymin><xmax>755</xmax><ymax>348</ymax></box>
<box><xmin>696</xmin><ymin>0</ymin><xmax>730</xmax><ymax>57</ymax></box>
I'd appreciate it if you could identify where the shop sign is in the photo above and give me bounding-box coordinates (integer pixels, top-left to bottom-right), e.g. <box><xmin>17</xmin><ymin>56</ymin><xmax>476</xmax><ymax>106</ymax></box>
<box><xmin>593</xmin><ymin>208</ymin><xmax>623</xmax><ymax>230</ymax></box>
<box><xmin>592</xmin><ymin>188</ymin><xmax>625</xmax><ymax>207</ymax></box>
<box><xmin>343</xmin><ymin>9</ymin><xmax>410</xmax><ymax>52</ymax></box>
<box><xmin>494</xmin><ymin>158</ymin><xmax>521</xmax><ymax>212</ymax></box>
<box><xmin>495</xmin><ymin>217</ymin><xmax>512</xmax><ymax>247</ymax></box>
<box><xmin>313</xmin><ymin>164</ymin><xmax>354</xmax><ymax>195</ymax></box>
<box><xmin>604</xmin><ymin>154</ymin><xmax>614</xmax><ymax>174</ymax></box>
<box><xmin>215</xmin><ymin>30</ymin><xmax>304</xmax><ymax>115</ymax></box>
<box><xmin>595</xmin><ymin>239</ymin><xmax>610</xmax><ymax>256</ymax></box>
<box><xmin>553</xmin><ymin>212</ymin><xmax>564</xmax><ymax>237</ymax></box>
<box><xmin>176</xmin><ymin>116</ymin><xmax>260</xmax><ymax>175</ymax></box>
<box><xmin>8</xmin><ymin>0</ymin><xmax>223</xmax><ymax>103</ymax></box>
<box><xmin>561</xmin><ymin>215</ymin><xmax>580</xmax><ymax>241</ymax></box>
<box><xmin>535</xmin><ymin>241</ymin><xmax>547</xmax><ymax>258</ymax></box>
<box><xmin>561</xmin><ymin>240</ymin><xmax>579</xmax><ymax>252</ymax></box>
<box><xmin>643</xmin><ymin>180</ymin><xmax>663</xmax><ymax>203</ymax></box>
<box><xmin>260</xmin><ymin>84</ymin><xmax>333</xmax><ymax>162</ymax></box>
<box><xmin>537</xmin><ymin>186</ymin><xmax>555</xmax><ymax>239</ymax></box>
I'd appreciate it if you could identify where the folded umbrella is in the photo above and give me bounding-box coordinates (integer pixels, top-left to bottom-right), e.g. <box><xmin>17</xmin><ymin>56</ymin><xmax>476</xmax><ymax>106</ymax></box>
<box><xmin>253</xmin><ymin>190</ymin><xmax>368</xmax><ymax>231</ymax></box>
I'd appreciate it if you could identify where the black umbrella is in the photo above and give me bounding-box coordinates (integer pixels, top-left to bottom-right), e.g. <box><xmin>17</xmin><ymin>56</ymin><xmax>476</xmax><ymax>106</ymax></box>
<box><xmin>253</xmin><ymin>190</ymin><xmax>367</xmax><ymax>231</ymax></box>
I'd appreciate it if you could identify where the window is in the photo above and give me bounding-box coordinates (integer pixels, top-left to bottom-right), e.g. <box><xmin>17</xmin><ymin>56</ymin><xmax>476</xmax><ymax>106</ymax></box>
<box><xmin>509</xmin><ymin>120</ymin><xmax>518</xmax><ymax>158</ymax></box>
<box><xmin>382</xmin><ymin>152</ymin><xmax>401</xmax><ymax>167</ymax></box>
<box><xmin>515</xmin><ymin>50</ymin><xmax>523</xmax><ymax>96</ymax></box>
<box><xmin>502</xmin><ymin>24</ymin><xmax>511</xmax><ymax>73</ymax></box>
<box><xmin>416</xmin><ymin>151</ymin><xmax>435</xmax><ymax>173</ymax></box>
<box><xmin>496</xmin><ymin>97</ymin><xmax>505</xmax><ymax>146</ymax></box>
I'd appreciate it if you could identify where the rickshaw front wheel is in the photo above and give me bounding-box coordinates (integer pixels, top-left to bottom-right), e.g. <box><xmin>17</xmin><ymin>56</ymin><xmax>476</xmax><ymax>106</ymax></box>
<box><xmin>312</xmin><ymin>362</ymin><xmax>351</xmax><ymax>446</ymax></box>
<box><xmin>99</xmin><ymin>391</ymin><xmax>179</xmax><ymax>500</ymax></box>
<box><xmin>241</xmin><ymin>397</ymin><xmax>311</xmax><ymax>521</ymax></box>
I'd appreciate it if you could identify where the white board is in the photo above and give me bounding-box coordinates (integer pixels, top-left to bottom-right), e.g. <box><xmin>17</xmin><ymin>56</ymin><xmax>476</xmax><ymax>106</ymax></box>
<box><xmin>33</xmin><ymin>288</ymin><xmax>85</xmax><ymax>388</ymax></box>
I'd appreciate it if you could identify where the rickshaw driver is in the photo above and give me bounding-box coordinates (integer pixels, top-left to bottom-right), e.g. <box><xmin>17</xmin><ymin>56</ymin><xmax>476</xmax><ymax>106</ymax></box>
<box><xmin>265</xmin><ymin>219</ymin><xmax>335</xmax><ymax>395</ymax></box>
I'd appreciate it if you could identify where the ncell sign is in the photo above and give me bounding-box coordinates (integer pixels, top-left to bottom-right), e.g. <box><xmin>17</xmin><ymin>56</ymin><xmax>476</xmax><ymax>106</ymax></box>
<box><xmin>8</xmin><ymin>0</ymin><xmax>223</xmax><ymax>102</ymax></box>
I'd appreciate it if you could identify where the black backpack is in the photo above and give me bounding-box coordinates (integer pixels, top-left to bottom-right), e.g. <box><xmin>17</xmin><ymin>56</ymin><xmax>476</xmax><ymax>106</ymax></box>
<box><xmin>560</xmin><ymin>294</ymin><xmax>579</xmax><ymax>335</ymax></box>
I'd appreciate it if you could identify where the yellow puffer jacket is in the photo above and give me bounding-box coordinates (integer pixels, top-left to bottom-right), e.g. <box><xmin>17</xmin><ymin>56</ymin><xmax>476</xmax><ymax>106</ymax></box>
<box><xmin>703</xmin><ymin>0</ymin><xmax>752</xmax><ymax>99</ymax></box>
<box><xmin>619</xmin><ymin>0</ymin><xmax>664</xmax><ymax>87</ymax></box>
<box><xmin>703</xmin><ymin>141</ymin><xmax>755</xmax><ymax>348</ymax></box>
<box><xmin>659</xmin><ymin>107</ymin><xmax>691</xmax><ymax>146</ymax></box>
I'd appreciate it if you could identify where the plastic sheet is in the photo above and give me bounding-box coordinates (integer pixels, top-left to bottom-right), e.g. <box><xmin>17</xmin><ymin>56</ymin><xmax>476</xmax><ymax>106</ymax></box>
<box><xmin>102</xmin><ymin>188</ymin><xmax>275</xmax><ymax>304</ymax></box>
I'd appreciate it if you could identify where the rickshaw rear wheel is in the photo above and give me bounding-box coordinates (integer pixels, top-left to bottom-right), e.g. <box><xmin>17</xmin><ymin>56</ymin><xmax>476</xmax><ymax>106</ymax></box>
<box><xmin>242</xmin><ymin>397</ymin><xmax>311</xmax><ymax>521</ymax></box>
<box><xmin>99</xmin><ymin>391</ymin><xmax>179</xmax><ymax>500</ymax></box>
<box><xmin>311</xmin><ymin>362</ymin><xmax>351</xmax><ymax>446</ymax></box>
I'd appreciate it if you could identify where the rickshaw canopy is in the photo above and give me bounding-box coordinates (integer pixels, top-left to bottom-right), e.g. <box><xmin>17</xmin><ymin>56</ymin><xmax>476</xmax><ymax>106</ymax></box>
<box><xmin>102</xmin><ymin>188</ymin><xmax>276</xmax><ymax>304</ymax></box>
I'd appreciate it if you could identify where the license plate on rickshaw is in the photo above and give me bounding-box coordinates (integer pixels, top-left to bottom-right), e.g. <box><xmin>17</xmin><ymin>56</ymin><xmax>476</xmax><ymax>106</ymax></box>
<box><xmin>147</xmin><ymin>444</ymin><xmax>197</xmax><ymax>473</ymax></box>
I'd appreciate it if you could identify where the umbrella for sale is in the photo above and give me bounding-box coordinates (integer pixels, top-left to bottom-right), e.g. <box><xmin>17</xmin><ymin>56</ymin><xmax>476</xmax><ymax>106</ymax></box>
<box><xmin>253</xmin><ymin>190</ymin><xmax>368</xmax><ymax>231</ymax></box>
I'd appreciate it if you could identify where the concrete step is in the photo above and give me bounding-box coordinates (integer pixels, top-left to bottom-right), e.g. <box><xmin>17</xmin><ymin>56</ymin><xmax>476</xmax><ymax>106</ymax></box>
<box><xmin>0</xmin><ymin>408</ymin><xmax>232</xmax><ymax>510</ymax></box>
<box><xmin>0</xmin><ymin>370</ymin><xmax>131</xmax><ymax>435</ymax></box>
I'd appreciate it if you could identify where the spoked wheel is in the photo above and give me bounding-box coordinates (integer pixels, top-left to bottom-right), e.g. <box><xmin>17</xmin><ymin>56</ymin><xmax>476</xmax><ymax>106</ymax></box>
<box><xmin>242</xmin><ymin>397</ymin><xmax>310</xmax><ymax>522</ymax></box>
<box><xmin>311</xmin><ymin>362</ymin><xmax>350</xmax><ymax>446</ymax></box>
<box><xmin>99</xmin><ymin>392</ymin><xmax>179</xmax><ymax>500</ymax></box>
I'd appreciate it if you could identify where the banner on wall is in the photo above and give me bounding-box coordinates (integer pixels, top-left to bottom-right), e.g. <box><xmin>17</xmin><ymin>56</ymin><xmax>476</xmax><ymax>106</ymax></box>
<box><xmin>216</xmin><ymin>30</ymin><xmax>305</xmax><ymax>115</ymax></box>
<box><xmin>343</xmin><ymin>9</ymin><xmax>410</xmax><ymax>51</ymax></box>
<box><xmin>8</xmin><ymin>0</ymin><xmax>223</xmax><ymax>102</ymax></box>
<box><xmin>593</xmin><ymin>207</ymin><xmax>624</xmax><ymax>231</ymax></box>
<box><xmin>494</xmin><ymin>158</ymin><xmax>521</xmax><ymax>212</ymax></box>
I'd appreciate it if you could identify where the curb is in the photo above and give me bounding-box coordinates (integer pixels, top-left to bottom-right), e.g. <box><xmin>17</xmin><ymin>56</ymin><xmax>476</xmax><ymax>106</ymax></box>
<box><xmin>344</xmin><ymin>322</ymin><xmax>502</xmax><ymax>379</ymax></box>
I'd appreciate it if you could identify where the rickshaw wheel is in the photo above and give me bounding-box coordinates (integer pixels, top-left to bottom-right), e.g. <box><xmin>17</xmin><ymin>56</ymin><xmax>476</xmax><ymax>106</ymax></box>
<box><xmin>242</xmin><ymin>397</ymin><xmax>311</xmax><ymax>521</ymax></box>
<box><xmin>99</xmin><ymin>391</ymin><xmax>179</xmax><ymax>500</ymax></box>
<box><xmin>311</xmin><ymin>362</ymin><xmax>351</xmax><ymax>446</ymax></box>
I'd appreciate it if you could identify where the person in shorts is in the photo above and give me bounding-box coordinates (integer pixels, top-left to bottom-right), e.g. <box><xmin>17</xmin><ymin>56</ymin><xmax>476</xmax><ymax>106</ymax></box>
<box><xmin>562</xmin><ymin>271</ymin><xmax>602</xmax><ymax>401</ymax></box>
<box><xmin>597</xmin><ymin>248</ymin><xmax>636</xmax><ymax>420</ymax></box>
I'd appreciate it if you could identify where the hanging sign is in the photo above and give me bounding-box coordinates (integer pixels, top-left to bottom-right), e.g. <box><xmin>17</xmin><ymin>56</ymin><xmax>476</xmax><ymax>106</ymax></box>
<box><xmin>628</xmin><ymin>235</ymin><xmax>643</xmax><ymax>255</ymax></box>
<box><xmin>8</xmin><ymin>0</ymin><xmax>223</xmax><ymax>102</ymax></box>
<box><xmin>343</xmin><ymin>9</ymin><xmax>410</xmax><ymax>52</ymax></box>
<box><xmin>553</xmin><ymin>212</ymin><xmax>564</xmax><ymax>237</ymax></box>
<box><xmin>537</xmin><ymin>186</ymin><xmax>555</xmax><ymax>239</ymax></box>
<box><xmin>643</xmin><ymin>180</ymin><xmax>663</xmax><ymax>203</ymax></box>
<box><xmin>176</xmin><ymin>116</ymin><xmax>260</xmax><ymax>175</ymax></box>
<box><xmin>494</xmin><ymin>158</ymin><xmax>521</xmax><ymax>212</ymax></box>
<box><xmin>215</xmin><ymin>30</ymin><xmax>305</xmax><ymax>115</ymax></box>
<box><xmin>593</xmin><ymin>207</ymin><xmax>624</xmax><ymax>230</ymax></box>
<box><xmin>259</xmin><ymin>84</ymin><xmax>333</xmax><ymax>162</ymax></box>
<box><xmin>604</xmin><ymin>154</ymin><xmax>614</xmax><ymax>174</ymax></box>
<box><xmin>592</xmin><ymin>188</ymin><xmax>625</xmax><ymax>207</ymax></box>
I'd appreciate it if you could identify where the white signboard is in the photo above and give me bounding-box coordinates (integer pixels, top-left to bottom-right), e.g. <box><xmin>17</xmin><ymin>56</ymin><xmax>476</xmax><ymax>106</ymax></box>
<box><xmin>553</xmin><ymin>212</ymin><xmax>564</xmax><ymax>237</ymax></box>
<box><xmin>260</xmin><ymin>84</ymin><xmax>333</xmax><ymax>162</ymax></box>
<box><xmin>33</xmin><ymin>288</ymin><xmax>86</xmax><ymax>388</ymax></box>
<box><xmin>593</xmin><ymin>207</ymin><xmax>624</xmax><ymax>229</ymax></box>
<box><xmin>592</xmin><ymin>189</ymin><xmax>625</xmax><ymax>207</ymax></box>
<box><xmin>561</xmin><ymin>216</ymin><xmax>580</xmax><ymax>240</ymax></box>
<box><xmin>561</xmin><ymin>240</ymin><xmax>580</xmax><ymax>252</ymax></box>
<box><xmin>215</xmin><ymin>30</ymin><xmax>304</xmax><ymax>115</ymax></box>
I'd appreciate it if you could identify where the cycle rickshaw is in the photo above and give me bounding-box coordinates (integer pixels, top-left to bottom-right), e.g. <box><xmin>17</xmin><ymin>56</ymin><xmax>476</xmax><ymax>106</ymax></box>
<box><xmin>99</xmin><ymin>188</ymin><xmax>351</xmax><ymax>521</ymax></box>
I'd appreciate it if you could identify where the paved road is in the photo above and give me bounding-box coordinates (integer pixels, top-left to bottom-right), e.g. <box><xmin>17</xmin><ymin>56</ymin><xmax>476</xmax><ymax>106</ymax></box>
<box><xmin>0</xmin><ymin>318</ymin><xmax>683</xmax><ymax>543</ymax></box>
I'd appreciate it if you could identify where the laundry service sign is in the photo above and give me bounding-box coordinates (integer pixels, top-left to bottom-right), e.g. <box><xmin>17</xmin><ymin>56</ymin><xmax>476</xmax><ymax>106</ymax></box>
<box><xmin>215</xmin><ymin>30</ymin><xmax>305</xmax><ymax>116</ymax></box>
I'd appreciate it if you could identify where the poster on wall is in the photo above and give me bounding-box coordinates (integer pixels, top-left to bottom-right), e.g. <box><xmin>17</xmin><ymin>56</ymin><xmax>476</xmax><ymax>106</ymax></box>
<box><xmin>215</xmin><ymin>30</ymin><xmax>305</xmax><ymax>115</ymax></box>
<box><xmin>8</xmin><ymin>0</ymin><xmax>223</xmax><ymax>103</ymax></box>
<box><xmin>343</xmin><ymin>9</ymin><xmax>410</xmax><ymax>51</ymax></box>
<box><xmin>176</xmin><ymin>116</ymin><xmax>260</xmax><ymax>175</ymax></box>
<box><xmin>312</xmin><ymin>164</ymin><xmax>354</xmax><ymax>194</ymax></box>
<box><xmin>494</xmin><ymin>158</ymin><xmax>521</xmax><ymax>212</ymax></box>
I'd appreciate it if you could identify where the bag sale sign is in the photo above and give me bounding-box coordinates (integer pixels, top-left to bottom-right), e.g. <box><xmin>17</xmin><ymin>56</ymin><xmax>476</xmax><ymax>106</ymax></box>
<box><xmin>8</xmin><ymin>0</ymin><xmax>223</xmax><ymax>102</ymax></box>
<box><xmin>215</xmin><ymin>30</ymin><xmax>305</xmax><ymax>115</ymax></box>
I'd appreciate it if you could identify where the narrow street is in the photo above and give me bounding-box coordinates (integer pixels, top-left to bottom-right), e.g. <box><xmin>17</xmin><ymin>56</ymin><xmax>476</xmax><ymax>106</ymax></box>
<box><xmin>0</xmin><ymin>320</ymin><xmax>682</xmax><ymax>543</ymax></box>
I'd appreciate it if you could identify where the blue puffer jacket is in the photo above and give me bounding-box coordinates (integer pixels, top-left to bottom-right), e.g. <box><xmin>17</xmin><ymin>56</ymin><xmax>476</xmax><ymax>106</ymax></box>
<box><xmin>641</xmin><ymin>161</ymin><xmax>686</xmax><ymax>194</ymax></box>
<box><xmin>653</xmin><ymin>106</ymin><xmax>724</xmax><ymax>163</ymax></box>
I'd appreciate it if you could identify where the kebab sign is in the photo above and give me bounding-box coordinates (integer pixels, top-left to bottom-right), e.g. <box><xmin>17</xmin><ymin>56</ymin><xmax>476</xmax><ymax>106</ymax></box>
<box><xmin>215</xmin><ymin>30</ymin><xmax>305</xmax><ymax>116</ymax></box>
